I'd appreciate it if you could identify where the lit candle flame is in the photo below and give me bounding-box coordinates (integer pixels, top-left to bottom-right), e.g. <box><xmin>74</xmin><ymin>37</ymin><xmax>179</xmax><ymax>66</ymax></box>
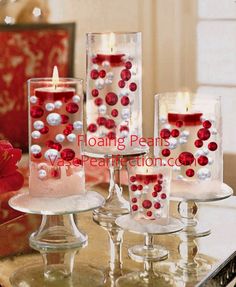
<box><xmin>52</xmin><ymin>66</ymin><xmax>59</xmax><ymax>89</ymax></box>
<box><xmin>176</xmin><ymin>92</ymin><xmax>191</xmax><ymax>113</ymax></box>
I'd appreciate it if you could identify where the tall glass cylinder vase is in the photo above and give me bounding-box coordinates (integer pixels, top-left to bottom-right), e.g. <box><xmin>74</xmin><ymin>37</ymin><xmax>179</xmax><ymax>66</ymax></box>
<box><xmin>86</xmin><ymin>32</ymin><xmax>143</xmax><ymax>156</ymax></box>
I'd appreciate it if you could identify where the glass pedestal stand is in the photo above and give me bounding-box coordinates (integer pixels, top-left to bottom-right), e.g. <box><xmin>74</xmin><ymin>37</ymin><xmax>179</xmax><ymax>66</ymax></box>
<box><xmin>115</xmin><ymin>214</ymin><xmax>183</xmax><ymax>286</ymax></box>
<box><xmin>169</xmin><ymin>183</ymin><xmax>233</xmax><ymax>283</ymax></box>
<box><xmin>8</xmin><ymin>191</ymin><xmax>105</xmax><ymax>287</ymax></box>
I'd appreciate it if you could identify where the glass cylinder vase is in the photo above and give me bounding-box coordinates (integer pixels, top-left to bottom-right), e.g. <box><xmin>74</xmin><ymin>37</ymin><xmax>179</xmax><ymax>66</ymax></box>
<box><xmin>154</xmin><ymin>92</ymin><xmax>223</xmax><ymax>199</ymax></box>
<box><xmin>85</xmin><ymin>32</ymin><xmax>143</xmax><ymax>156</ymax></box>
<box><xmin>28</xmin><ymin>77</ymin><xmax>85</xmax><ymax>198</ymax></box>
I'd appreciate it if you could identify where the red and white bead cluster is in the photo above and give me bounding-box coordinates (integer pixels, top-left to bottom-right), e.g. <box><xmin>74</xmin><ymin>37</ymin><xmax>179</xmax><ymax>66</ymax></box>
<box><xmin>129</xmin><ymin>174</ymin><xmax>168</xmax><ymax>220</ymax></box>
<box><xmin>30</xmin><ymin>92</ymin><xmax>82</xmax><ymax>180</ymax></box>
<box><xmin>160</xmin><ymin>118</ymin><xmax>218</xmax><ymax>181</ymax></box>
<box><xmin>87</xmin><ymin>56</ymin><xmax>138</xmax><ymax>140</ymax></box>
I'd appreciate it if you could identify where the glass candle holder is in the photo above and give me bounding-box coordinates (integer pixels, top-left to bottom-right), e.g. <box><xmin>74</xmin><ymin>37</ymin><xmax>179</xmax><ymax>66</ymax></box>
<box><xmin>86</xmin><ymin>32</ymin><xmax>143</xmax><ymax>155</ymax></box>
<box><xmin>154</xmin><ymin>92</ymin><xmax>223</xmax><ymax>198</ymax></box>
<box><xmin>127</xmin><ymin>158</ymin><xmax>171</xmax><ymax>222</ymax></box>
<box><xmin>29</xmin><ymin>77</ymin><xmax>84</xmax><ymax>198</ymax></box>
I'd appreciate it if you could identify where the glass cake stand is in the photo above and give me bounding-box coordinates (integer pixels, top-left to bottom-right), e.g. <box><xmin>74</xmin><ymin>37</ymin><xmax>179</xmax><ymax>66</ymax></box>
<box><xmin>115</xmin><ymin>214</ymin><xmax>183</xmax><ymax>286</ymax></box>
<box><xmin>9</xmin><ymin>190</ymin><xmax>105</xmax><ymax>287</ymax></box>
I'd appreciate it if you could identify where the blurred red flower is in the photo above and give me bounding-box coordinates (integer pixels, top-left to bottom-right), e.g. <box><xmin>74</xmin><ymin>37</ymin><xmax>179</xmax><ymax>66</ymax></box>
<box><xmin>0</xmin><ymin>140</ymin><xmax>24</xmax><ymax>193</ymax></box>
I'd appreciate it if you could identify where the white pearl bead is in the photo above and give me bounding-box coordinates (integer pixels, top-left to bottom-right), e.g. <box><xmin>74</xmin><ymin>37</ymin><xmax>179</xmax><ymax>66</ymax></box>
<box><xmin>208</xmin><ymin>157</ymin><xmax>214</xmax><ymax>165</ymax></box>
<box><xmin>120</xmin><ymin>130</ymin><xmax>129</xmax><ymax>138</ymax></box>
<box><xmin>31</xmin><ymin>144</ymin><xmax>41</xmax><ymax>154</ymax></box>
<box><xmin>33</xmin><ymin>120</ymin><xmax>44</xmax><ymax>130</ymax></box>
<box><xmin>102</xmin><ymin>61</ymin><xmax>110</xmax><ymax>68</ymax></box>
<box><xmin>55</xmin><ymin>134</ymin><xmax>65</xmax><ymax>142</ymax></box>
<box><xmin>46</xmin><ymin>113</ymin><xmax>61</xmax><ymax>126</ymax></box>
<box><xmin>195</xmin><ymin>149</ymin><xmax>204</xmax><ymax>157</ymax></box>
<box><xmin>133</xmin><ymin>191</ymin><xmax>141</xmax><ymax>197</ymax></box>
<box><xmin>30</xmin><ymin>96</ymin><xmax>37</xmax><ymax>104</ymax></box>
<box><xmin>177</xmin><ymin>175</ymin><xmax>184</xmax><ymax>180</ymax></box>
<box><xmin>105</xmin><ymin>79</ymin><xmax>112</xmax><ymax>85</ymax></box>
<box><xmin>98</xmin><ymin>105</ymin><xmax>107</xmax><ymax>115</ymax></box>
<box><xmin>72</xmin><ymin>95</ymin><xmax>80</xmax><ymax>103</ymax></box>
<box><xmin>168</xmin><ymin>138</ymin><xmax>178</xmax><ymax>150</ymax></box>
<box><xmin>197</xmin><ymin>168</ymin><xmax>211</xmax><ymax>180</ymax></box>
<box><xmin>38</xmin><ymin>169</ymin><xmax>47</xmax><ymax>179</ymax></box>
<box><xmin>45</xmin><ymin>103</ymin><xmax>55</xmax><ymax>112</ymax></box>
<box><xmin>179</xmin><ymin>138</ymin><xmax>187</xmax><ymax>144</ymax></box>
<box><xmin>31</xmin><ymin>131</ymin><xmax>41</xmax><ymax>139</ymax></box>
<box><xmin>159</xmin><ymin>116</ymin><xmax>167</xmax><ymax>124</ymax></box>
<box><xmin>54</xmin><ymin>100</ymin><xmax>63</xmax><ymax>109</ymax></box>
<box><xmin>73</xmin><ymin>121</ymin><xmax>83</xmax><ymax>130</ymax></box>
<box><xmin>107</xmin><ymin>72</ymin><xmax>114</xmax><ymax>80</ymax></box>
<box><xmin>95</xmin><ymin>79</ymin><xmax>105</xmax><ymax>90</ymax></box>
<box><xmin>154</xmin><ymin>210</ymin><xmax>162</xmax><ymax>218</ymax></box>
<box><xmin>44</xmin><ymin>149</ymin><xmax>60</xmax><ymax>161</ymax></box>
<box><xmin>211</xmin><ymin>128</ymin><xmax>218</xmax><ymax>135</ymax></box>
<box><xmin>181</xmin><ymin>130</ymin><xmax>190</xmax><ymax>138</ymax></box>
<box><xmin>92</xmin><ymin>64</ymin><xmax>99</xmax><ymax>70</ymax></box>
<box><xmin>173</xmin><ymin>165</ymin><xmax>181</xmax><ymax>172</ymax></box>
<box><xmin>203</xmin><ymin>147</ymin><xmax>209</xmax><ymax>155</ymax></box>
<box><xmin>121</xmin><ymin>89</ymin><xmax>129</xmax><ymax>96</ymax></box>
<box><xmin>67</xmin><ymin>133</ymin><xmax>76</xmax><ymax>142</ymax></box>
<box><xmin>121</xmin><ymin>109</ymin><xmax>130</xmax><ymax>120</ymax></box>
<box><xmin>164</xmin><ymin>124</ymin><xmax>171</xmax><ymax>129</ymax></box>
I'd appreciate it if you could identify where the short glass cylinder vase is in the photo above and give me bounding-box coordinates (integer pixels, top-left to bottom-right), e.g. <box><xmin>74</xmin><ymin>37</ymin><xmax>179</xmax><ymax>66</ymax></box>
<box><xmin>86</xmin><ymin>32</ymin><xmax>143</xmax><ymax>156</ymax></box>
<box><xmin>127</xmin><ymin>157</ymin><xmax>171</xmax><ymax>222</ymax></box>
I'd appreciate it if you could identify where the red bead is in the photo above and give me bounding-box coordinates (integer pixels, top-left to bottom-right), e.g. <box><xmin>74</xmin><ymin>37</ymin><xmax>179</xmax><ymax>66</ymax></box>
<box><xmin>90</xmin><ymin>69</ymin><xmax>99</xmax><ymax>79</ymax></box>
<box><xmin>195</xmin><ymin>139</ymin><xmax>203</xmax><ymax>148</ymax></box>
<box><xmin>160</xmin><ymin>128</ymin><xmax>171</xmax><ymax>139</ymax></box>
<box><xmin>73</xmin><ymin>158</ymin><xmax>82</xmax><ymax>166</ymax></box>
<box><xmin>131</xmin><ymin>184</ymin><xmax>137</xmax><ymax>191</ymax></box>
<box><xmin>186</xmin><ymin>169</ymin><xmax>195</xmax><ymax>177</ymax></box>
<box><xmin>125</xmin><ymin>61</ymin><xmax>132</xmax><ymax>69</ymax></box>
<box><xmin>92</xmin><ymin>89</ymin><xmax>99</xmax><ymax>97</ymax></box>
<box><xmin>121</xmin><ymin>96</ymin><xmax>130</xmax><ymax>106</ymax></box>
<box><xmin>197</xmin><ymin>128</ymin><xmax>211</xmax><ymax>141</ymax></box>
<box><xmin>111</xmin><ymin>109</ymin><xmax>118</xmax><ymax>117</ymax></box>
<box><xmin>158</xmin><ymin>179</ymin><xmax>163</xmax><ymax>184</ymax></box>
<box><xmin>161</xmin><ymin>193</ymin><xmax>167</xmax><ymax>199</ymax></box>
<box><xmin>107</xmin><ymin>131</ymin><xmax>116</xmax><ymax>140</ymax></box>
<box><xmin>176</xmin><ymin>120</ymin><xmax>183</xmax><ymax>128</ymax></box>
<box><xmin>97</xmin><ymin>117</ymin><xmax>106</xmax><ymax>126</ymax></box>
<box><xmin>33</xmin><ymin>152</ymin><xmax>42</xmax><ymax>159</ymax></box>
<box><xmin>208</xmin><ymin>142</ymin><xmax>218</xmax><ymax>151</ymax></box>
<box><xmin>137</xmin><ymin>185</ymin><xmax>143</xmax><ymax>190</ymax></box>
<box><xmin>132</xmin><ymin>205</ymin><xmax>138</xmax><ymax>211</ymax></box>
<box><xmin>120</xmin><ymin>69</ymin><xmax>131</xmax><ymax>81</ymax></box>
<box><xmin>154</xmin><ymin>184</ymin><xmax>162</xmax><ymax>192</ymax></box>
<box><xmin>40</xmin><ymin>126</ymin><xmax>49</xmax><ymax>134</ymax></box>
<box><xmin>154</xmin><ymin>202</ymin><xmax>161</xmax><ymax>209</ymax></box>
<box><xmin>63</xmin><ymin>129</ymin><xmax>71</xmax><ymax>136</ymax></box>
<box><xmin>120</xmin><ymin>125</ymin><xmax>129</xmax><ymax>132</ymax></box>
<box><xmin>130</xmin><ymin>176</ymin><xmax>136</xmax><ymax>182</ymax></box>
<box><xmin>46</xmin><ymin>140</ymin><xmax>54</xmax><ymax>148</ymax></box>
<box><xmin>158</xmin><ymin>174</ymin><xmax>163</xmax><ymax>179</ymax></box>
<box><xmin>66</xmin><ymin>124</ymin><xmax>74</xmax><ymax>131</ymax></box>
<box><xmin>105</xmin><ymin>92</ymin><xmax>118</xmax><ymax>106</ymax></box>
<box><xmin>129</xmin><ymin>82</ymin><xmax>137</xmax><ymax>92</ymax></box>
<box><xmin>51</xmin><ymin>169</ymin><xmax>60</xmax><ymax>178</ymax></box>
<box><xmin>99</xmin><ymin>70</ymin><xmax>106</xmax><ymax>78</ymax></box>
<box><xmin>30</xmin><ymin>106</ymin><xmax>44</xmax><ymax>118</ymax></box>
<box><xmin>198</xmin><ymin>155</ymin><xmax>208</xmax><ymax>166</ymax></box>
<box><xmin>61</xmin><ymin>148</ymin><xmax>75</xmax><ymax>161</ymax></box>
<box><xmin>178</xmin><ymin>152</ymin><xmax>195</xmax><ymax>166</ymax></box>
<box><xmin>61</xmin><ymin>114</ymin><xmax>69</xmax><ymax>124</ymax></box>
<box><xmin>94</xmin><ymin>97</ymin><xmax>103</xmax><ymax>106</ymax></box>
<box><xmin>52</xmin><ymin>143</ymin><xmax>62</xmax><ymax>151</ymax></box>
<box><xmin>132</xmin><ymin>198</ymin><xmax>137</xmax><ymax>203</ymax></box>
<box><xmin>147</xmin><ymin>211</ymin><xmax>152</xmax><ymax>217</ymax></box>
<box><xmin>88</xmin><ymin>123</ymin><xmax>97</xmax><ymax>133</ymax></box>
<box><xmin>152</xmin><ymin>191</ymin><xmax>158</xmax><ymax>197</ymax></box>
<box><xmin>66</xmin><ymin>103</ymin><xmax>79</xmax><ymax>114</ymax></box>
<box><xmin>118</xmin><ymin>80</ymin><xmax>125</xmax><ymax>88</ymax></box>
<box><xmin>144</xmin><ymin>179</ymin><xmax>150</xmax><ymax>185</ymax></box>
<box><xmin>171</xmin><ymin>129</ymin><xmax>180</xmax><ymax>138</ymax></box>
<box><xmin>105</xmin><ymin>119</ymin><xmax>116</xmax><ymax>129</ymax></box>
<box><xmin>203</xmin><ymin>120</ymin><xmax>212</xmax><ymax>129</ymax></box>
<box><xmin>142</xmin><ymin>200</ymin><xmax>152</xmax><ymax>209</ymax></box>
<box><xmin>162</xmin><ymin>149</ymin><xmax>170</xmax><ymax>157</ymax></box>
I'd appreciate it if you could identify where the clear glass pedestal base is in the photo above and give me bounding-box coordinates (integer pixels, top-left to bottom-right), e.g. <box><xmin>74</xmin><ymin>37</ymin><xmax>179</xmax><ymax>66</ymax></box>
<box><xmin>10</xmin><ymin>263</ymin><xmax>104</xmax><ymax>287</ymax></box>
<box><xmin>128</xmin><ymin>245</ymin><xmax>168</xmax><ymax>263</ymax></box>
